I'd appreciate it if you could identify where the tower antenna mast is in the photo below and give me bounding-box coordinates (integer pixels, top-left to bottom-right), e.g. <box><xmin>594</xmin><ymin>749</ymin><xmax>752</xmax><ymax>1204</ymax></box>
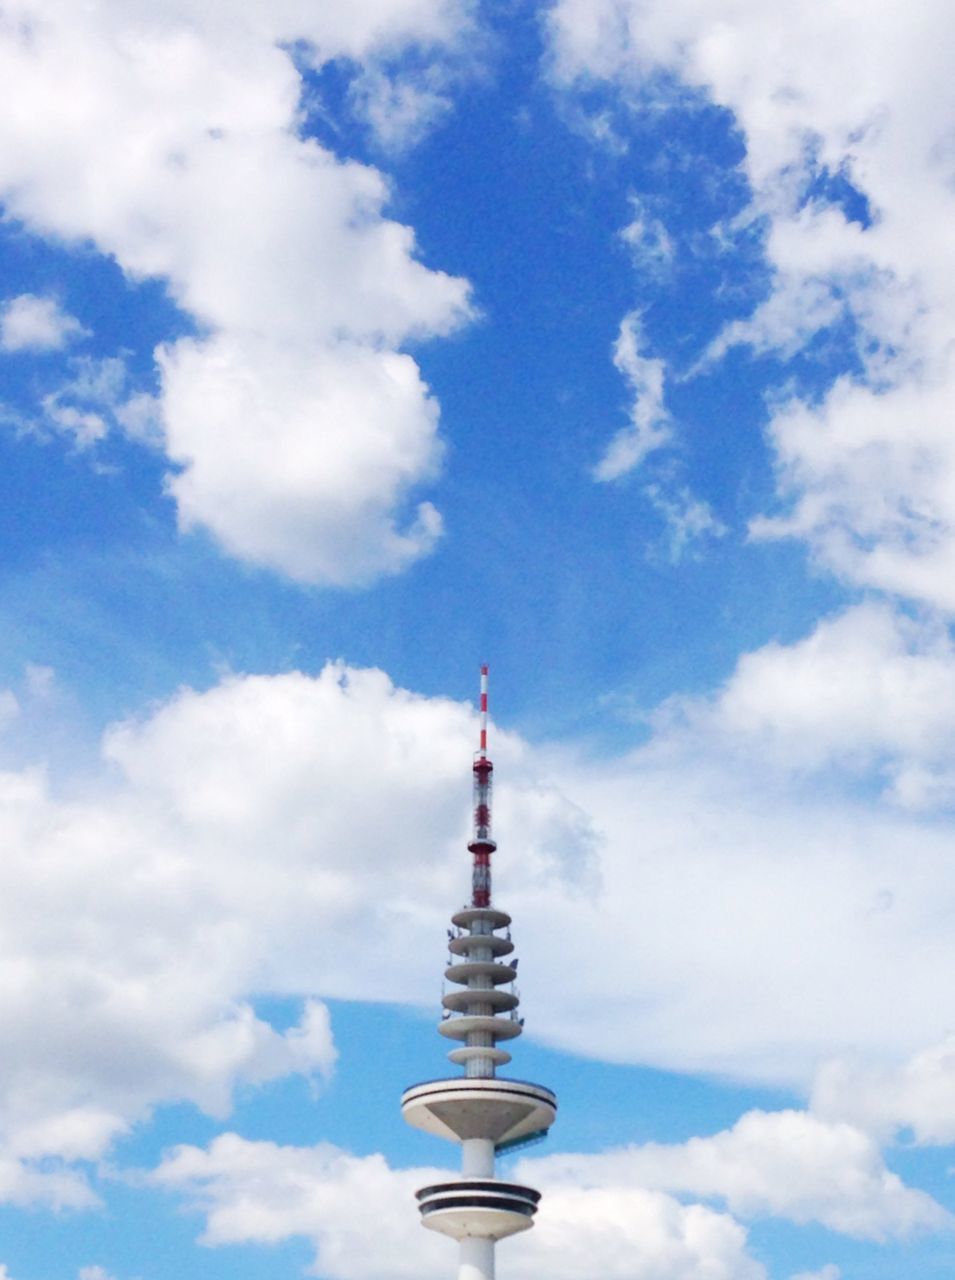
<box><xmin>469</xmin><ymin>664</ymin><xmax>495</xmax><ymax>909</ymax></box>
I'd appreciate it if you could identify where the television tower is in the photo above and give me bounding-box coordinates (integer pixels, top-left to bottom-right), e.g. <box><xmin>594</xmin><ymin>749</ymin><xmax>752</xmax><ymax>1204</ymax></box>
<box><xmin>401</xmin><ymin>666</ymin><xmax>557</xmax><ymax>1280</ymax></box>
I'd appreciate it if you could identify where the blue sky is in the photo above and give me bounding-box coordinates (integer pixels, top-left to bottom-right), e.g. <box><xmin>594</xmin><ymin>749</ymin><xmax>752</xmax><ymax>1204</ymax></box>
<box><xmin>2</xmin><ymin>2</ymin><xmax>955</xmax><ymax>1279</ymax></box>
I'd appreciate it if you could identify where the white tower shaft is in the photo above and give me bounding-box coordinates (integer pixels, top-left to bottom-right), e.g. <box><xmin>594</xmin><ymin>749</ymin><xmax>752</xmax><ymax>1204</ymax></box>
<box><xmin>459</xmin><ymin>1237</ymin><xmax>495</xmax><ymax>1280</ymax></box>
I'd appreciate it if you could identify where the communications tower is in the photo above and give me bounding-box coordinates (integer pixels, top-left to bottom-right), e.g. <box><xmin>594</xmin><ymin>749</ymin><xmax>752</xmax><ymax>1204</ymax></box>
<box><xmin>401</xmin><ymin>666</ymin><xmax>557</xmax><ymax>1280</ymax></box>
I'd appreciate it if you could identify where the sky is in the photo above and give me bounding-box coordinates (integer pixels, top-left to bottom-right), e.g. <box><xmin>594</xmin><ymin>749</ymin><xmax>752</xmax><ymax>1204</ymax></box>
<box><xmin>2</xmin><ymin>1</ymin><xmax>955</xmax><ymax>1278</ymax></box>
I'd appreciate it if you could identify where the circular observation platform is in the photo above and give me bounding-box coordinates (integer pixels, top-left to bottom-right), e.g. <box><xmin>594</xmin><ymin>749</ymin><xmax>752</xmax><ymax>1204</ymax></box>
<box><xmin>451</xmin><ymin>906</ymin><xmax>512</xmax><ymax>930</ymax></box>
<box><xmin>401</xmin><ymin>1077</ymin><xmax>557</xmax><ymax>1144</ymax></box>
<box><xmin>449</xmin><ymin>933</ymin><xmax>513</xmax><ymax>959</ymax></box>
<box><xmin>416</xmin><ymin>1179</ymin><xmax>540</xmax><ymax>1240</ymax></box>
<box><xmin>447</xmin><ymin>1045</ymin><xmax>512</xmax><ymax>1069</ymax></box>
<box><xmin>445</xmin><ymin>960</ymin><xmax>517</xmax><ymax>985</ymax></box>
<box><xmin>438</xmin><ymin>1014</ymin><xmax>522</xmax><ymax>1044</ymax></box>
<box><xmin>442</xmin><ymin>988</ymin><xmax>519</xmax><ymax>1014</ymax></box>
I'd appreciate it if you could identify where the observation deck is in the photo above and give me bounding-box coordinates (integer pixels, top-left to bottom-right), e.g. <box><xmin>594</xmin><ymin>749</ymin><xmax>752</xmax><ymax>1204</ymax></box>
<box><xmin>416</xmin><ymin>1178</ymin><xmax>540</xmax><ymax>1240</ymax></box>
<box><xmin>401</xmin><ymin>1077</ymin><xmax>557</xmax><ymax>1145</ymax></box>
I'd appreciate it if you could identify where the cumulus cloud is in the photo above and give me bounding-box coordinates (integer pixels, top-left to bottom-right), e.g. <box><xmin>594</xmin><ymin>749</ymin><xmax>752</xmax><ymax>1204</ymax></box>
<box><xmin>0</xmin><ymin>1153</ymin><xmax>95</xmax><ymax>1211</ymax></box>
<box><xmin>159</xmin><ymin>334</ymin><xmax>445</xmax><ymax>583</ymax></box>
<box><xmin>751</xmin><ymin>374</ymin><xmax>955</xmax><ymax>611</ymax></box>
<box><xmin>593</xmin><ymin>312</ymin><xmax>672</xmax><ymax>480</ymax></box>
<box><xmin>548</xmin><ymin>0</ymin><xmax>955</xmax><ymax>611</ymax></box>
<box><xmin>0</xmin><ymin>663</ymin><xmax>490</xmax><ymax>1200</ymax></box>
<box><xmin>154</xmin><ymin>1136</ymin><xmax>447</xmax><ymax>1279</ymax></box>
<box><xmin>525</xmin><ymin>745</ymin><xmax>955</xmax><ymax>1083</ymax></box>
<box><xmin>4</xmin><ymin>659</ymin><xmax>955</xmax><ymax>1205</ymax></box>
<box><xmin>525</xmin><ymin>1109</ymin><xmax>949</xmax><ymax>1240</ymax></box>
<box><xmin>0</xmin><ymin>660</ymin><xmax>947</xmax><ymax>1198</ymax></box>
<box><xmin>512</xmin><ymin>1184</ymin><xmax>765</xmax><ymax>1280</ymax></box>
<box><xmin>0</xmin><ymin>294</ymin><xmax>86</xmax><ymax>353</ymax></box>
<box><xmin>0</xmin><ymin>717</ymin><xmax>344</xmax><ymax>1202</ymax></box>
<box><xmin>153</xmin><ymin>1134</ymin><xmax>766</xmax><ymax>1280</ymax></box>
<box><xmin>653</xmin><ymin>601</ymin><xmax>955</xmax><ymax>806</ymax></box>
<box><xmin>0</xmin><ymin>1</ymin><xmax>473</xmax><ymax>582</ymax></box>
<box><xmin>812</xmin><ymin>1036</ymin><xmax>955</xmax><ymax>1146</ymax></box>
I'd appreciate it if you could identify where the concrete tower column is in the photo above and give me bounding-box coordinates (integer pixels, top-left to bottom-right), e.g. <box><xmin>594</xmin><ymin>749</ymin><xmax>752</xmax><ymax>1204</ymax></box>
<box><xmin>462</xmin><ymin>1139</ymin><xmax>495</xmax><ymax>1177</ymax></box>
<box><xmin>459</xmin><ymin>1237</ymin><xmax>495</xmax><ymax>1280</ymax></box>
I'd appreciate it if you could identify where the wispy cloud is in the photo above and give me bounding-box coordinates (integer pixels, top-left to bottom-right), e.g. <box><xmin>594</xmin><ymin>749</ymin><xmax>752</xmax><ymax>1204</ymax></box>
<box><xmin>550</xmin><ymin>0</ymin><xmax>955</xmax><ymax>612</ymax></box>
<box><xmin>0</xmin><ymin>295</ymin><xmax>86</xmax><ymax>354</ymax></box>
<box><xmin>593</xmin><ymin>312</ymin><xmax>672</xmax><ymax>480</ymax></box>
<box><xmin>646</xmin><ymin>483</ymin><xmax>727</xmax><ymax>561</ymax></box>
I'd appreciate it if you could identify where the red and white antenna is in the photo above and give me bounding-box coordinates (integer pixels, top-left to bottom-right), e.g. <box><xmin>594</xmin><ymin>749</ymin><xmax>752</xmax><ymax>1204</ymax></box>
<box><xmin>479</xmin><ymin>664</ymin><xmax>488</xmax><ymax>760</ymax></box>
<box><xmin>468</xmin><ymin>663</ymin><xmax>496</xmax><ymax>907</ymax></box>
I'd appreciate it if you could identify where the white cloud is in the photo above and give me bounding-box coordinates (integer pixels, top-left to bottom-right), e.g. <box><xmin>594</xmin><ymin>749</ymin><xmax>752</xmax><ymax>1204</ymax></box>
<box><xmin>347</xmin><ymin>60</ymin><xmax>464</xmax><ymax>152</ymax></box>
<box><xmin>547</xmin><ymin>1</ymin><xmax>955</xmax><ymax>612</ymax></box>
<box><xmin>78</xmin><ymin>1268</ymin><xmax>115</xmax><ymax>1280</ymax></box>
<box><xmin>516</xmin><ymin>745</ymin><xmax>955</xmax><ymax>1085</ymax></box>
<box><xmin>645</xmin><ymin>483</ymin><xmax>727</xmax><ymax>561</ymax></box>
<box><xmin>704</xmin><ymin>274</ymin><xmax>845</xmax><ymax>366</ymax></box>
<box><xmin>38</xmin><ymin>400</ymin><xmax>109</xmax><ymax>449</ymax></box>
<box><xmin>525</xmin><ymin>1110</ymin><xmax>949</xmax><ymax>1241</ymax></box>
<box><xmin>153</xmin><ymin>1134</ymin><xmax>766</xmax><ymax>1280</ymax></box>
<box><xmin>790</xmin><ymin>1268</ymin><xmax>840</xmax><ymax>1280</ymax></box>
<box><xmin>349</xmin><ymin>68</ymin><xmax>449</xmax><ymax>150</ymax></box>
<box><xmin>0</xmin><ymin>294</ymin><xmax>86</xmax><ymax>353</ymax></box>
<box><xmin>154</xmin><ymin>1136</ymin><xmax>447</xmax><ymax>1279</ymax></box>
<box><xmin>0</xmin><ymin>663</ymin><xmax>477</xmax><ymax>1199</ymax></box>
<box><xmin>0</xmin><ymin>714</ymin><xmax>343</xmax><ymax>1202</ymax></box>
<box><xmin>750</xmin><ymin>373</ymin><xmax>955</xmax><ymax>611</ymax></box>
<box><xmin>593</xmin><ymin>311</ymin><xmax>672</xmax><ymax>480</ymax></box>
<box><xmin>655</xmin><ymin>601</ymin><xmax>955</xmax><ymax>806</ymax></box>
<box><xmin>812</xmin><ymin>1036</ymin><xmax>955</xmax><ymax>1146</ymax></box>
<box><xmin>0</xmin><ymin>2</ymin><xmax>473</xmax><ymax>582</ymax></box>
<box><xmin>620</xmin><ymin>197</ymin><xmax>674</xmax><ymax>279</ymax></box>
<box><xmin>10</xmin><ymin>355</ymin><xmax>162</xmax><ymax>451</ymax></box>
<box><xmin>269</xmin><ymin>0</ymin><xmax>474</xmax><ymax>63</ymax></box>
<box><xmin>159</xmin><ymin>334</ymin><xmax>445</xmax><ymax>584</ymax></box>
<box><xmin>0</xmin><ymin>1151</ymin><xmax>95</xmax><ymax>1210</ymax></box>
<box><xmin>511</xmin><ymin>1184</ymin><xmax>765</xmax><ymax>1280</ymax></box>
<box><xmin>4</xmin><ymin>659</ymin><xmax>955</xmax><ymax>1198</ymax></box>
